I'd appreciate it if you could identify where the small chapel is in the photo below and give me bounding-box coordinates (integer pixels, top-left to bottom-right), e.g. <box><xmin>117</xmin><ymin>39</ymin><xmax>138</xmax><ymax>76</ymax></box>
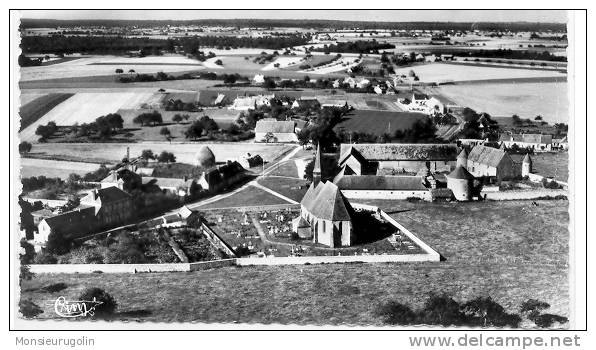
<box><xmin>292</xmin><ymin>145</ymin><xmax>356</xmax><ymax>248</ymax></box>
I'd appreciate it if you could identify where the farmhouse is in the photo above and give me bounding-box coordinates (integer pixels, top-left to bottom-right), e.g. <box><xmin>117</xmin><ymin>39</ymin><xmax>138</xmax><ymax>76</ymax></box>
<box><xmin>499</xmin><ymin>133</ymin><xmax>553</xmax><ymax>152</ymax></box>
<box><xmin>464</xmin><ymin>145</ymin><xmax>520</xmax><ymax>181</ymax></box>
<box><xmin>229</xmin><ymin>94</ymin><xmax>274</xmax><ymax>111</ymax></box>
<box><xmin>254</xmin><ymin>118</ymin><xmax>298</xmax><ymax>143</ymax></box>
<box><xmin>36</xmin><ymin>186</ymin><xmax>134</xmax><ymax>246</ymax></box>
<box><xmin>197</xmin><ymin>161</ymin><xmax>246</xmax><ymax>193</ymax></box>
<box><xmin>141</xmin><ymin>177</ymin><xmax>197</xmax><ymax>197</ymax></box>
<box><xmin>291</xmin><ymin>97</ymin><xmax>320</xmax><ymax>110</ymax></box>
<box><xmin>237</xmin><ymin>153</ymin><xmax>264</xmax><ymax>169</ymax></box>
<box><xmin>293</xmin><ymin>147</ymin><xmax>355</xmax><ymax>247</ymax></box>
<box><xmin>401</xmin><ymin>93</ymin><xmax>445</xmax><ymax>115</ymax></box>
<box><xmin>338</xmin><ymin>143</ymin><xmax>459</xmax><ymax>175</ymax></box>
<box><xmin>158</xmin><ymin>206</ymin><xmax>201</xmax><ymax>228</ymax></box>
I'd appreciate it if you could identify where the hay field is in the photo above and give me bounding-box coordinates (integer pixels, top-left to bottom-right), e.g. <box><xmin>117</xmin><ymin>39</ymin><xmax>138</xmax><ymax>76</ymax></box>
<box><xmin>19</xmin><ymin>92</ymin><xmax>156</xmax><ymax>142</ymax></box>
<box><xmin>22</xmin><ymin>199</ymin><xmax>568</xmax><ymax>325</ymax></box>
<box><xmin>29</xmin><ymin>142</ymin><xmax>293</xmax><ymax>165</ymax></box>
<box><xmin>436</xmin><ymin>82</ymin><xmax>569</xmax><ymax>123</ymax></box>
<box><xmin>395</xmin><ymin>62</ymin><xmax>566</xmax><ymax>83</ymax></box>
<box><xmin>20</xmin><ymin>55</ymin><xmax>205</xmax><ymax>82</ymax></box>
<box><xmin>20</xmin><ymin>158</ymin><xmax>101</xmax><ymax>179</ymax></box>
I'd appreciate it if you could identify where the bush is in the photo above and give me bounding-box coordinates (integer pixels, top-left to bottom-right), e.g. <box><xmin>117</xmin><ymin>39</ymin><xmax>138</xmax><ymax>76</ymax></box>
<box><xmin>19</xmin><ymin>299</ymin><xmax>44</xmax><ymax>318</ymax></box>
<box><xmin>376</xmin><ymin>300</ymin><xmax>417</xmax><ymax>325</ymax></box>
<box><xmin>33</xmin><ymin>251</ymin><xmax>58</xmax><ymax>264</ymax></box>
<box><xmin>78</xmin><ymin>288</ymin><xmax>117</xmax><ymax>318</ymax></box>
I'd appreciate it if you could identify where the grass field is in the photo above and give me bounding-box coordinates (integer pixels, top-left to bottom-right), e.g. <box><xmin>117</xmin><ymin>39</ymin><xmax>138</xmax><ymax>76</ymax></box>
<box><xmin>20</xmin><ymin>92</ymin><xmax>156</xmax><ymax>142</ymax></box>
<box><xmin>21</xmin><ymin>200</ymin><xmax>569</xmax><ymax>325</ymax></box>
<box><xmin>20</xmin><ymin>55</ymin><xmax>205</xmax><ymax>82</ymax></box>
<box><xmin>334</xmin><ymin>110</ymin><xmax>427</xmax><ymax>136</ymax></box>
<box><xmin>19</xmin><ymin>93</ymin><xmax>74</xmax><ymax>131</ymax></box>
<box><xmin>20</xmin><ymin>158</ymin><xmax>102</xmax><ymax>180</ymax></box>
<box><xmin>525</xmin><ymin>152</ymin><xmax>569</xmax><ymax>182</ymax></box>
<box><xmin>436</xmin><ymin>82</ymin><xmax>568</xmax><ymax>123</ymax></box>
<box><xmin>395</xmin><ymin>62</ymin><xmax>566</xmax><ymax>83</ymax></box>
<box><xmin>197</xmin><ymin>185</ymin><xmax>292</xmax><ymax>209</ymax></box>
<box><xmin>28</xmin><ymin>142</ymin><xmax>293</xmax><ymax>166</ymax></box>
<box><xmin>257</xmin><ymin>176</ymin><xmax>309</xmax><ymax>202</ymax></box>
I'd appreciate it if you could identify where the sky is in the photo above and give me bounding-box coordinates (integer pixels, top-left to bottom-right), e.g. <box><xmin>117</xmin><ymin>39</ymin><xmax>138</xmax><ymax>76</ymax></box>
<box><xmin>21</xmin><ymin>10</ymin><xmax>568</xmax><ymax>23</ymax></box>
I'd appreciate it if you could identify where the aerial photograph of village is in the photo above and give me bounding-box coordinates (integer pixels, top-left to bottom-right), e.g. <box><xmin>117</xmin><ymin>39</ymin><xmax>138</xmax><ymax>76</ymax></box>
<box><xmin>13</xmin><ymin>9</ymin><xmax>574</xmax><ymax>329</ymax></box>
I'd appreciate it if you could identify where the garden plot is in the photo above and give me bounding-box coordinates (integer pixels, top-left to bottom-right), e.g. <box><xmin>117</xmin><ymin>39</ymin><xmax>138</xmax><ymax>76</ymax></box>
<box><xmin>20</xmin><ymin>92</ymin><xmax>156</xmax><ymax>142</ymax></box>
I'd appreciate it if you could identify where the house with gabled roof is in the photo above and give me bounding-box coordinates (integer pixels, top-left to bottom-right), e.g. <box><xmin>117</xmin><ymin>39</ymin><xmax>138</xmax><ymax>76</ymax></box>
<box><xmin>36</xmin><ymin>186</ymin><xmax>134</xmax><ymax>247</ymax></box>
<box><xmin>254</xmin><ymin>118</ymin><xmax>298</xmax><ymax>143</ymax></box>
<box><xmin>466</xmin><ymin>145</ymin><xmax>520</xmax><ymax>181</ymax></box>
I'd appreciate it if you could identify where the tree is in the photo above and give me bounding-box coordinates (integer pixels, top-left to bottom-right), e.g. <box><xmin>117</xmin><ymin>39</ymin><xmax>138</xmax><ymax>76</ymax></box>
<box><xmin>462</xmin><ymin>297</ymin><xmax>521</xmax><ymax>328</ymax></box>
<box><xmin>133</xmin><ymin>111</ymin><xmax>162</xmax><ymax>126</ymax></box>
<box><xmin>172</xmin><ymin>114</ymin><xmax>183</xmax><ymax>124</ymax></box>
<box><xmin>185</xmin><ymin>121</ymin><xmax>204</xmax><ymax>140</ymax></box>
<box><xmin>263</xmin><ymin>77</ymin><xmax>277</xmax><ymax>90</ymax></box>
<box><xmin>19</xmin><ymin>141</ymin><xmax>32</xmax><ymax>154</ymax></box>
<box><xmin>160</xmin><ymin>127</ymin><xmax>171</xmax><ymax>139</ymax></box>
<box><xmin>128</xmin><ymin>69</ymin><xmax>136</xmax><ymax>74</ymax></box>
<box><xmin>214</xmin><ymin>59</ymin><xmax>223</xmax><ymax>66</ymax></box>
<box><xmin>20</xmin><ymin>239</ymin><xmax>35</xmax><ymax>264</ymax></box>
<box><xmin>140</xmin><ymin>149</ymin><xmax>155</xmax><ymax>161</ymax></box>
<box><xmin>157</xmin><ymin>151</ymin><xmax>176</xmax><ymax>163</ymax></box>
<box><xmin>115</xmin><ymin>68</ymin><xmax>123</xmax><ymax>74</ymax></box>
<box><xmin>199</xmin><ymin>116</ymin><xmax>218</xmax><ymax>132</ymax></box>
<box><xmin>264</xmin><ymin>132</ymin><xmax>277</xmax><ymax>143</ymax></box>
<box><xmin>535</xmin><ymin>115</ymin><xmax>543</xmax><ymax>121</ymax></box>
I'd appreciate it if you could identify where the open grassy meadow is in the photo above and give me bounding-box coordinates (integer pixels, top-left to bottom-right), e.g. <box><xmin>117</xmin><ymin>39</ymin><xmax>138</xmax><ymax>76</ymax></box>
<box><xmin>334</xmin><ymin>110</ymin><xmax>427</xmax><ymax>136</ymax></box>
<box><xmin>28</xmin><ymin>142</ymin><xmax>293</xmax><ymax>165</ymax></box>
<box><xmin>20</xmin><ymin>158</ymin><xmax>102</xmax><ymax>180</ymax></box>
<box><xmin>20</xmin><ymin>92</ymin><xmax>156</xmax><ymax>142</ymax></box>
<box><xmin>19</xmin><ymin>93</ymin><xmax>74</xmax><ymax>131</ymax></box>
<box><xmin>436</xmin><ymin>81</ymin><xmax>568</xmax><ymax>123</ymax></box>
<box><xmin>395</xmin><ymin>62</ymin><xmax>566</xmax><ymax>83</ymax></box>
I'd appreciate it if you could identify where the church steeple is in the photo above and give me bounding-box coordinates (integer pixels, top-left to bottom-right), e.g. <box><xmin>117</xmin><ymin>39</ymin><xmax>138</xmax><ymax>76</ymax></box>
<box><xmin>313</xmin><ymin>143</ymin><xmax>322</xmax><ymax>187</ymax></box>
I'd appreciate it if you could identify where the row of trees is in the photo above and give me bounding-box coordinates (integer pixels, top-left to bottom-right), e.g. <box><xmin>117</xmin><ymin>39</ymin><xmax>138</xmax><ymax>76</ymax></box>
<box><xmin>132</xmin><ymin>111</ymin><xmax>163</xmax><ymax>126</ymax></box>
<box><xmin>377</xmin><ymin>293</ymin><xmax>567</xmax><ymax>328</ymax></box>
<box><xmin>312</xmin><ymin>40</ymin><xmax>395</xmax><ymax>54</ymax></box>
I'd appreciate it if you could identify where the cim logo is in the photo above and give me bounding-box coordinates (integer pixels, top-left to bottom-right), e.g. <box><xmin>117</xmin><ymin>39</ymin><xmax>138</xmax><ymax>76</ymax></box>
<box><xmin>53</xmin><ymin>296</ymin><xmax>103</xmax><ymax>318</ymax></box>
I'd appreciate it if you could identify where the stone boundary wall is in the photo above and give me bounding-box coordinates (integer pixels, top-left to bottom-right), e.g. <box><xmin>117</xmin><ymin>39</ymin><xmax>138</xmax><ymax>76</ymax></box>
<box><xmin>201</xmin><ymin>223</ymin><xmax>238</xmax><ymax>258</ymax></box>
<box><xmin>483</xmin><ymin>189</ymin><xmax>568</xmax><ymax>201</ymax></box>
<box><xmin>28</xmin><ymin>259</ymin><xmax>237</xmax><ymax>274</ymax></box>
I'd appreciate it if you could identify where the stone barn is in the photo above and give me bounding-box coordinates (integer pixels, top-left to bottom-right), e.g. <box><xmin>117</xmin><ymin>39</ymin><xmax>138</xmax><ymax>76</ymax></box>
<box><xmin>466</xmin><ymin>145</ymin><xmax>520</xmax><ymax>181</ymax></box>
<box><xmin>338</xmin><ymin>143</ymin><xmax>459</xmax><ymax>175</ymax></box>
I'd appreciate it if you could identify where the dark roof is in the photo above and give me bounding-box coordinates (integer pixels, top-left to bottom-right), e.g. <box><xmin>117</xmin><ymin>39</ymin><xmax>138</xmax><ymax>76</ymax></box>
<box><xmin>446</xmin><ymin>166</ymin><xmax>474</xmax><ymax>180</ymax></box>
<box><xmin>83</xmin><ymin>186</ymin><xmax>131</xmax><ymax>205</ymax></box>
<box><xmin>338</xmin><ymin>145</ymin><xmax>367</xmax><ymax>165</ymax></box>
<box><xmin>339</xmin><ymin>143</ymin><xmax>459</xmax><ymax>162</ymax></box>
<box><xmin>335</xmin><ymin>175</ymin><xmax>428</xmax><ymax>191</ymax></box>
<box><xmin>43</xmin><ymin>206</ymin><xmax>97</xmax><ymax>237</ymax></box>
<box><xmin>255</xmin><ymin>119</ymin><xmax>295</xmax><ymax>133</ymax></box>
<box><xmin>457</xmin><ymin>148</ymin><xmax>468</xmax><ymax>159</ymax></box>
<box><xmin>523</xmin><ymin>154</ymin><xmax>532</xmax><ymax>164</ymax></box>
<box><xmin>203</xmin><ymin>161</ymin><xmax>245</xmax><ymax>186</ymax></box>
<box><xmin>468</xmin><ymin>145</ymin><xmax>508</xmax><ymax>168</ymax></box>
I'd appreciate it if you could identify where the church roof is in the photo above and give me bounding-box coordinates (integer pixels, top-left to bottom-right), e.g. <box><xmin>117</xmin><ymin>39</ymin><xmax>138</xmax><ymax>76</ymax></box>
<box><xmin>301</xmin><ymin>181</ymin><xmax>353</xmax><ymax>221</ymax></box>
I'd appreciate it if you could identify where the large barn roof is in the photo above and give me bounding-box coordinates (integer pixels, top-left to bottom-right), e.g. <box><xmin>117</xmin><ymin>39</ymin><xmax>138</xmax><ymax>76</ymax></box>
<box><xmin>339</xmin><ymin>143</ymin><xmax>459</xmax><ymax>162</ymax></box>
<box><xmin>468</xmin><ymin>145</ymin><xmax>508</xmax><ymax>168</ymax></box>
<box><xmin>255</xmin><ymin>119</ymin><xmax>295</xmax><ymax>134</ymax></box>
